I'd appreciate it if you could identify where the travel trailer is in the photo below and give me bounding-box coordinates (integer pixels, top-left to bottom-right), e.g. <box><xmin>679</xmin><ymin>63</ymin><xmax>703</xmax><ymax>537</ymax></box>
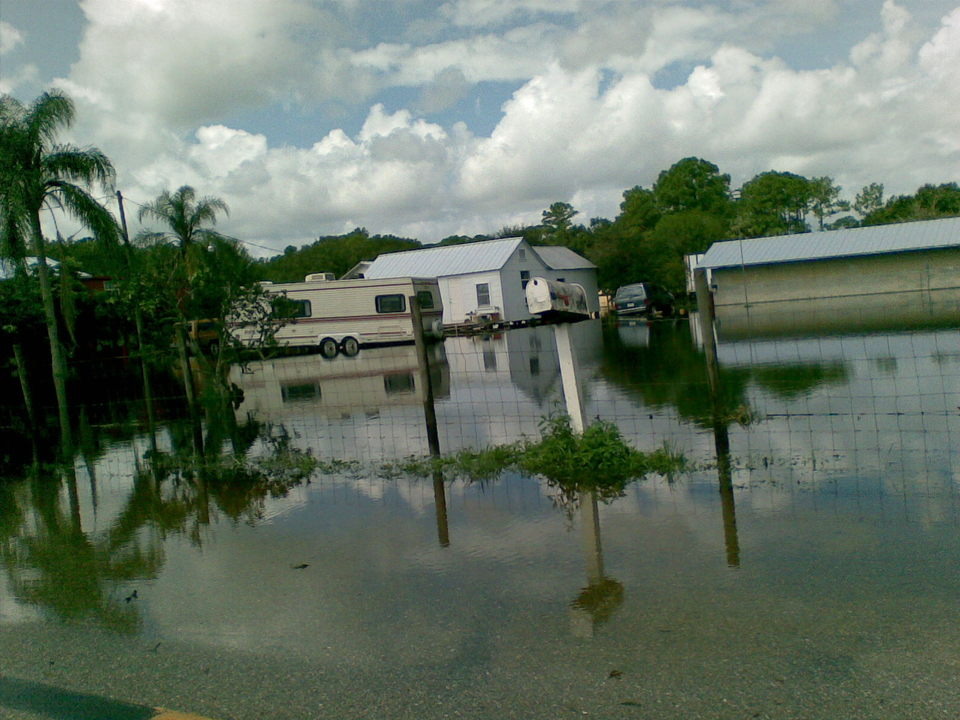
<box><xmin>231</xmin><ymin>275</ymin><xmax>444</xmax><ymax>357</ymax></box>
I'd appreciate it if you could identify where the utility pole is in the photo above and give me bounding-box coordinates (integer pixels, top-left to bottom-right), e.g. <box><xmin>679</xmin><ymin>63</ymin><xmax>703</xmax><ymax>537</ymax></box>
<box><xmin>117</xmin><ymin>191</ymin><xmax>158</xmax><ymax>458</ymax></box>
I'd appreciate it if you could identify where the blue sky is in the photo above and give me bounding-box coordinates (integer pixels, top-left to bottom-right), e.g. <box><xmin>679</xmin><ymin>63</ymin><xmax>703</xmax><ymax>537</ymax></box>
<box><xmin>2</xmin><ymin>0</ymin><xmax>958</xmax><ymax>254</ymax></box>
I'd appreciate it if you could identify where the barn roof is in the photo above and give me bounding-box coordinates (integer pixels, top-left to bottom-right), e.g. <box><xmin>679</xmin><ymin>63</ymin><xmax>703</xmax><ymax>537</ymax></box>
<box><xmin>533</xmin><ymin>245</ymin><xmax>596</xmax><ymax>270</ymax></box>
<box><xmin>699</xmin><ymin>217</ymin><xmax>960</xmax><ymax>270</ymax></box>
<box><xmin>364</xmin><ymin>237</ymin><xmax>524</xmax><ymax>279</ymax></box>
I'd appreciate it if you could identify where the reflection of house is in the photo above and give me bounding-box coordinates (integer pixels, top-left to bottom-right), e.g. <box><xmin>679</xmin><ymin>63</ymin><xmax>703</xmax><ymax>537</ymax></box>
<box><xmin>357</xmin><ymin>237</ymin><xmax>599</xmax><ymax>324</ymax></box>
<box><xmin>698</xmin><ymin>217</ymin><xmax>960</xmax><ymax>339</ymax></box>
<box><xmin>444</xmin><ymin>321</ymin><xmax>602</xmax><ymax>406</ymax></box>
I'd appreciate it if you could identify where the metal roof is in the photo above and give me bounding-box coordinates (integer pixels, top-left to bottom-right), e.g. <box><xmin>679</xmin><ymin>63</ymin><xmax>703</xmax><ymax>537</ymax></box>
<box><xmin>699</xmin><ymin>217</ymin><xmax>960</xmax><ymax>270</ymax></box>
<box><xmin>532</xmin><ymin>245</ymin><xmax>596</xmax><ymax>270</ymax></box>
<box><xmin>364</xmin><ymin>237</ymin><xmax>524</xmax><ymax>278</ymax></box>
<box><xmin>0</xmin><ymin>256</ymin><xmax>62</xmax><ymax>280</ymax></box>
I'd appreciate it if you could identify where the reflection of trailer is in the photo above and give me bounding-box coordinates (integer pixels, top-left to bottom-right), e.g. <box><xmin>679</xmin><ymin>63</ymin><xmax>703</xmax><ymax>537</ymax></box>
<box><xmin>230</xmin><ymin>344</ymin><xmax>450</xmax><ymax>416</ymax></box>
<box><xmin>232</xmin><ymin>276</ymin><xmax>444</xmax><ymax>358</ymax></box>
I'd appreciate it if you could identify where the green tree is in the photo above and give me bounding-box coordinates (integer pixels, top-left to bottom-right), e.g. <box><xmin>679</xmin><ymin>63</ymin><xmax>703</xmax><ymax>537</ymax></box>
<box><xmin>853</xmin><ymin>182</ymin><xmax>884</xmax><ymax>217</ymax></box>
<box><xmin>260</xmin><ymin>229</ymin><xmax>420</xmax><ymax>283</ymax></box>
<box><xmin>809</xmin><ymin>176</ymin><xmax>849</xmax><ymax>231</ymax></box>
<box><xmin>862</xmin><ymin>183</ymin><xmax>960</xmax><ymax>226</ymax></box>
<box><xmin>542</xmin><ymin>201</ymin><xmax>578</xmax><ymax>235</ymax></box>
<box><xmin>653</xmin><ymin>157</ymin><xmax>732</xmax><ymax>215</ymax></box>
<box><xmin>735</xmin><ymin>171</ymin><xmax>812</xmax><ymax>237</ymax></box>
<box><xmin>648</xmin><ymin>210</ymin><xmax>729</xmax><ymax>293</ymax></box>
<box><xmin>616</xmin><ymin>186</ymin><xmax>660</xmax><ymax>236</ymax></box>
<box><xmin>0</xmin><ymin>91</ymin><xmax>118</xmax><ymax>454</ymax></box>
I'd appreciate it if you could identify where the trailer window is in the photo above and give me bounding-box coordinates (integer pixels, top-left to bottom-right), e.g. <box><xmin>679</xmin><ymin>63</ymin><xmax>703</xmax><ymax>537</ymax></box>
<box><xmin>384</xmin><ymin>372</ymin><xmax>414</xmax><ymax>394</ymax></box>
<box><xmin>416</xmin><ymin>290</ymin><xmax>435</xmax><ymax>309</ymax></box>
<box><xmin>376</xmin><ymin>294</ymin><xmax>406</xmax><ymax>313</ymax></box>
<box><xmin>281</xmin><ymin>382</ymin><xmax>320</xmax><ymax>402</ymax></box>
<box><xmin>274</xmin><ymin>297</ymin><xmax>311</xmax><ymax>319</ymax></box>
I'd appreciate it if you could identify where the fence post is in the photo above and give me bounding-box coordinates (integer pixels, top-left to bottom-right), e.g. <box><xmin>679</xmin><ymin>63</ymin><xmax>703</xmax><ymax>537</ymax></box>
<box><xmin>410</xmin><ymin>295</ymin><xmax>441</xmax><ymax>457</ymax></box>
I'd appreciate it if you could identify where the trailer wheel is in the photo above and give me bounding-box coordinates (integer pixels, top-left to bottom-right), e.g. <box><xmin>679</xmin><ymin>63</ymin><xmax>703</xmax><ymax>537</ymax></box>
<box><xmin>340</xmin><ymin>337</ymin><xmax>360</xmax><ymax>357</ymax></box>
<box><xmin>319</xmin><ymin>337</ymin><xmax>339</xmax><ymax>359</ymax></box>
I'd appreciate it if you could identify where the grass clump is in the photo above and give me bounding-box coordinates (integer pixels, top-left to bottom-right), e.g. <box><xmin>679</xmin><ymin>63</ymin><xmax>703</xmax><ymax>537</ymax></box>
<box><xmin>519</xmin><ymin>415</ymin><xmax>683</xmax><ymax>501</ymax></box>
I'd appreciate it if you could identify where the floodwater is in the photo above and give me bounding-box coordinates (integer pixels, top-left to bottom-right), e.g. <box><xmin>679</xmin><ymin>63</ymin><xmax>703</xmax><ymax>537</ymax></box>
<box><xmin>2</xmin><ymin>317</ymin><xmax>960</xmax><ymax>719</ymax></box>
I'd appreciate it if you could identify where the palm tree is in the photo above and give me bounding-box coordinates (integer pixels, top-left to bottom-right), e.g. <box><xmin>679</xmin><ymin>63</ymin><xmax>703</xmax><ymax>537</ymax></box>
<box><xmin>138</xmin><ymin>186</ymin><xmax>229</xmax><ymax>453</ymax></box>
<box><xmin>0</xmin><ymin>91</ymin><xmax>118</xmax><ymax>455</ymax></box>
<box><xmin>138</xmin><ymin>185</ymin><xmax>228</xmax><ymax>258</ymax></box>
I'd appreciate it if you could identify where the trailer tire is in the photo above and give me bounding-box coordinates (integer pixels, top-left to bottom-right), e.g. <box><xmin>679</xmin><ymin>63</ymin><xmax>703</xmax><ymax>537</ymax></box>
<box><xmin>340</xmin><ymin>337</ymin><xmax>360</xmax><ymax>357</ymax></box>
<box><xmin>319</xmin><ymin>337</ymin><xmax>339</xmax><ymax>359</ymax></box>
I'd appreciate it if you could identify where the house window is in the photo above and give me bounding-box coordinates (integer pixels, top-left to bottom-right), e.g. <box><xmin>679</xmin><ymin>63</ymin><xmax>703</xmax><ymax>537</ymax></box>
<box><xmin>416</xmin><ymin>290</ymin><xmax>435</xmax><ymax>309</ymax></box>
<box><xmin>556</xmin><ymin>277</ymin><xmax>565</xmax><ymax>283</ymax></box>
<box><xmin>476</xmin><ymin>283</ymin><xmax>491</xmax><ymax>306</ymax></box>
<box><xmin>520</xmin><ymin>270</ymin><xmax>530</xmax><ymax>289</ymax></box>
<box><xmin>376</xmin><ymin>294</ymin><xmax>406</xmax><ymax>313</ymax></box>
<box><xmin>518</xmin><ymin>248</ymin><xmax>526</xmax><ymax>261</ymax></box>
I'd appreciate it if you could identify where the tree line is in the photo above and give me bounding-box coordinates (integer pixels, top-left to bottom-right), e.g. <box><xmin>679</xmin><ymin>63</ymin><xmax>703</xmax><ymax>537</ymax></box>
<box><xmin>265</xmin><ymin>158</ymin><xmax>959</xmax><ymax>296</ymax></box>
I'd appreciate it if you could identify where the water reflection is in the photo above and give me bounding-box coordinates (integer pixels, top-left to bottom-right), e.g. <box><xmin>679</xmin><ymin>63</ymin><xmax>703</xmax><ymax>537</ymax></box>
<box><xmin>0</xmin><ymin>465</ymin><xmax>150</xmax><ymax>632</ymax></box>
<box><xmin>3</xmin><ymin>317</ymin><xmax>960</xmax><ymax>718</ymax></box>
<box><xmin>569</xmin><ymin>492</ymin><xmax>624</xmax><ymax>638</ymax></box>
<box><xmin>714</xmin><ymin>293</ymin><xmax>960</xmax><ymax>340</ymax></box>
<box><xmin>0</xmin><ymin>415</ymin><xmax>315</xmax><ymax>630</ymax></box>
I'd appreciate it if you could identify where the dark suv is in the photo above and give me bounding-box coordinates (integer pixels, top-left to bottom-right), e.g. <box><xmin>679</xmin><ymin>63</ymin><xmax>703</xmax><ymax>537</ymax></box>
<box><xmin>611</xmin><ymin>283</ymin><xmax>674</xmax><ymax>317</ymax></box>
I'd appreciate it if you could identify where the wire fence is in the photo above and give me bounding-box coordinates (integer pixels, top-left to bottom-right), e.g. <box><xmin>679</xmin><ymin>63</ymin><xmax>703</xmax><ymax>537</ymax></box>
<box><xmin>6</xmin><ymin>318</ymin><xmax>959</xmax><ymax>503</ymax></box>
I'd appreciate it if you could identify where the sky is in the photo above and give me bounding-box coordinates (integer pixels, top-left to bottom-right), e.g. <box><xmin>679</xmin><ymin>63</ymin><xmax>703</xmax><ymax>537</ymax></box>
<box><xmin>1</xmin><ymin>0</ymin><xmax>958</xmax><ymax>256</ymax></box>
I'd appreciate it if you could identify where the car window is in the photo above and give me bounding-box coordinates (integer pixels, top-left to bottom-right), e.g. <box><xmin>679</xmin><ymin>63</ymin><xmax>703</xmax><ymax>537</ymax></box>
<box><xmin>615</xmin><ymin>284</ymin><xmax>647</xmax><ymax>301</ymax></box>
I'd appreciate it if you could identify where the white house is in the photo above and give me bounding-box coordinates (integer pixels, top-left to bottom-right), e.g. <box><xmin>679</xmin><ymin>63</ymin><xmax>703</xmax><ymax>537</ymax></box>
<box><xmin>357</xmin><ymin>237</ymin><xmax>599</xmax><ymax>324</ymax></box>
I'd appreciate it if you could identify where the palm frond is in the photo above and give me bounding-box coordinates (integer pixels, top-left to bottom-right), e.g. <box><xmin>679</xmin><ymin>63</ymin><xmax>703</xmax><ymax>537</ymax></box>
<box><xmin>25</xmin><ymin>91</ymin><xmax>75</xmax><ymax>151</ymax></box>
<box><xmin>44</xmin><ymin>145</ymin><xmax>116</xmax><ymax>188</ymax></box>
<box><xmin>51</xmin><ymin>182</ymin><xmax>121</xmax><ymax>246</ymax></box>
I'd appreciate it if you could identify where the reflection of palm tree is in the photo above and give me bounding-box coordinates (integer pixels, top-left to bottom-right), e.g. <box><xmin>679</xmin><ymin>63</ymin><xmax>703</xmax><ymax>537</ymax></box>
<box><xmin>1</xmin><ymin>418</ymin><xmax>315</xmax><ymax>629</ymax></box>
<box><xmin>0</xmin><ymin>467</ymin><xmax>156</xmax><ymax>633</ymax></box>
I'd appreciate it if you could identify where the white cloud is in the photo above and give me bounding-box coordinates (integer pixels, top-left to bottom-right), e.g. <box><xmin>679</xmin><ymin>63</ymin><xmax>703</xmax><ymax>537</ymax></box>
<box><xmin>439</xmin><ymin>0</ymin><xmax>582</xmax><ymax>28</ymax></box>
<box><xmin>68</xmin><ymin>0</ymin><xmax>328</xmax><ymax>127</ymax></box>
<box><xmin>0</xmin><ymin>21</ymin><xmax>24</xmax><ymax>55</ymax></box>
<box><xmin>27</xmin><ymin>0</ymin><xmax>960</xmax><ymax>249</ymax></box>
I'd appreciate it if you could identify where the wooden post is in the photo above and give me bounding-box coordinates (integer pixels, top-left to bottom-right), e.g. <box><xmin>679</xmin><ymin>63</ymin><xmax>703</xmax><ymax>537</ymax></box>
<box><xmin>554</xmin><ymin>323</ymin><xmax>586</xmax><ymax>433</ymax></box>
<box><xmin>410</xmin><ymin>295</ymin><xmax>441</xmax><ymax>457</ymax></box>
<box><xmin>433</xmin><ymin>470</ymin><xmax>450</xmax><ymax>547</ymax></box>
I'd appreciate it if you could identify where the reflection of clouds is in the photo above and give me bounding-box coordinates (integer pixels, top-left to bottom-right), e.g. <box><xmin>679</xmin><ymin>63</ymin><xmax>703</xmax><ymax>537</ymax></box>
<box><xmin>145</xmin><ymin>472</ymin><xmax>585</xmax><ymax>664</ymax></box>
